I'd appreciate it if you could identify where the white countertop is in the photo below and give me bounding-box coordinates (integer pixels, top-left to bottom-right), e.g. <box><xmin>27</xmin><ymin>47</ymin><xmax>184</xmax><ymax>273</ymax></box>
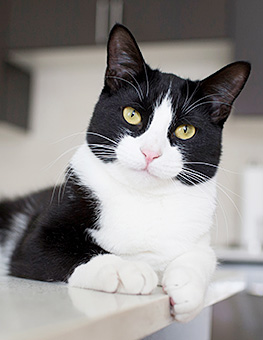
<box><xmin>0</xmin><ymin>270</ymin><xmax>245</xmax><ymax>340</ymax></box>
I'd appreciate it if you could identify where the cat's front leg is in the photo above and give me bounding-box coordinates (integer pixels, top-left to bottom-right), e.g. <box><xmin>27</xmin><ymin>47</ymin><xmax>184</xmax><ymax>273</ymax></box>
<box><xmin>162</xmin><ymin>238</ymin><xmax>216</xmax><ymax>323</ymax></box>
<box><xmin>68</xmin><ymin>254</ymin><xmax>158</xmax><ymax>295</ymax></box>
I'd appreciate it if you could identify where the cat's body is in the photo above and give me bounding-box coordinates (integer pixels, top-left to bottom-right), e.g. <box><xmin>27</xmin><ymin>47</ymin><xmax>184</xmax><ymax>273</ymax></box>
<box><xmin>0</xmin><ymin>24</ymin><xmax>250</xmax><ymax>322</ymax></box>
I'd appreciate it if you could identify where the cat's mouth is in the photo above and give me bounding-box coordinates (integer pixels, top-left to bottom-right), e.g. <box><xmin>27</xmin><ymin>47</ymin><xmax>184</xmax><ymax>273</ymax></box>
<box><xmin>140</xmin><ymin>165</ymin><xmax>159</xmax><ymax>177</ymax></box>
<box><xmin>133</xmin><ymin>162</ymin><xmax>178</xmax><ymax>181</ymax></box>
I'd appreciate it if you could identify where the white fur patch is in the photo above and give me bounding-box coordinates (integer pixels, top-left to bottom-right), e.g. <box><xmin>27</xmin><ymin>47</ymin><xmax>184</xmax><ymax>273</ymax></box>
<box><xmin>0</xmin><ymin>213</ymin><xmax>29</xmax><ymax>276</ymax></box>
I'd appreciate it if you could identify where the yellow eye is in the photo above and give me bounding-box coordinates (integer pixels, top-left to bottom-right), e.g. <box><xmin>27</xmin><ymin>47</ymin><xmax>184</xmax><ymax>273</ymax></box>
<box><xmin>123</xmin><ymin>107</ymin><xmax>142</xmax><ymax>125</ymax></box>
<box><xmin>175</xmin><ymin>124</ymin><xmax>196</xmax><ymax>140</ymax></box>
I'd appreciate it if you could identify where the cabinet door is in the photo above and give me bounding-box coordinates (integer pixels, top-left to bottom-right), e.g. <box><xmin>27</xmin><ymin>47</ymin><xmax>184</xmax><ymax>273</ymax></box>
<box><xmin>123</xmin><ymin>0</ymin><xmax>228</xmax><ymax>42</ymax></box>
<box><xmin>233</xmin><ymin>0</ymin><xmax>263</xmax><ymax>115</ymax></box>
<box><xmin>8</xmin><ymin>0</ymin><xmax>97</xmax><ymax>48</ymax></box>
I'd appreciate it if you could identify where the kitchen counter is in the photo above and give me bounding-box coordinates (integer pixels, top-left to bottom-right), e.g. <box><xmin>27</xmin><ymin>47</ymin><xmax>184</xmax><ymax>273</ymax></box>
<box><xmin>216</xmin><ymin>247</ymin><xmax>263</xmax><ymax>263</ymax></box>
<box><xmin>0</xmin><ymin>270</ymin><xmax>245</xmax><ymax>340</ymax></box>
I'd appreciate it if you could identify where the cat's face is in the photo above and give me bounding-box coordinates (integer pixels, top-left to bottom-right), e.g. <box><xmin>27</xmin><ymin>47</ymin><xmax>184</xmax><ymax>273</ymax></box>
<box><xmin>87</xmin><ymin>24</ymin><xmax>250</xmax><ymax>188</ymax></box>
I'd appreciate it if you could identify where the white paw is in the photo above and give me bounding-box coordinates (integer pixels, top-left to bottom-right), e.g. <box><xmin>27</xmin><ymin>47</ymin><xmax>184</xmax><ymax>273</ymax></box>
<box><xmin>162</xmin><ymin>267</ymin><xmax>206</xmax><ymax>323</ymax></box>
<box><xmin>68</xmin><ymin>254</ymin><xmax>158</xmax><ymax>295</ymax></box>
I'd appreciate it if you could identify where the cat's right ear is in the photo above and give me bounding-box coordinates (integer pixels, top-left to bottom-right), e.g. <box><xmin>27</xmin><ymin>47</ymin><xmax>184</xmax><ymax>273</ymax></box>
<box><xmin>105</xmin><ymin>24</ymin><xmax>146</xmax><ymax>92</ymax></box>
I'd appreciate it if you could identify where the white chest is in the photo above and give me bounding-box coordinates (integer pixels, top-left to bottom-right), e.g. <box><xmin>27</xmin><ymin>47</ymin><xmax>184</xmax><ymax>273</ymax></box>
<box><xmin>89</xmin><ymin>179</ymin><xmax>216</xmax><ymax>271</ymax></box>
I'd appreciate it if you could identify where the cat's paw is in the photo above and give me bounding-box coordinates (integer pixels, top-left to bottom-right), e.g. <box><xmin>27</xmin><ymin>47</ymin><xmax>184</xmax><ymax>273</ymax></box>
<box><xmin>68</xmin><ymin>254</ymin><xmax>158</xmax><ymax>295</ymax></box>
<box><xmin>162</xmin><ymin>267</ymin><xmax>206</xmax><ymax>323</ymax></box>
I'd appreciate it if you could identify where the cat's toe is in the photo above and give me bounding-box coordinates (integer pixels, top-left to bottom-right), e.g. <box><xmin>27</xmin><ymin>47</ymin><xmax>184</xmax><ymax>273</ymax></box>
<box><xmin>162</xmin><ymin>267</ymin><xmax>205</xmax><ymax>322</ymax></box>
<box><xmin>95</xmin><ymin>263</ymin><xmax>120</xmax><ymax>293</ymax></box>
<box><xmin>118</xmin><ymin>261</ymin><xmax>158</xmax><ymax>295</ymax></box>
<box><xmin>169</xmin><ymin>284</ymin><xmax>204</xmax><ymax>320</ymax></box>
<box><xmin>68</xmin><ymin>254</ymin><xmax>157</xmax><ymax>295</ymax></box>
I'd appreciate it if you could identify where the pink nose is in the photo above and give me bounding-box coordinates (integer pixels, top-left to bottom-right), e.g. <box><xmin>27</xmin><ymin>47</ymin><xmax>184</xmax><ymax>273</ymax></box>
<box><xmin>141</xmin><ymin>149</ymin><xmax>161</xmax><ymax>164</ymax></box>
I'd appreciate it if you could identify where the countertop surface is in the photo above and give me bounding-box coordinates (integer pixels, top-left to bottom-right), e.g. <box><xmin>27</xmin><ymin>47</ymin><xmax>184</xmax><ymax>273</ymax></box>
<box><xmin>0</xmin><ymin>270</ymin><xmax>245</xmax><ymax>340</ymax></box>
<box><xmin>216</xmin><ymin>247</ymin><xmax>263</xmax><ymax>263</ymax></box>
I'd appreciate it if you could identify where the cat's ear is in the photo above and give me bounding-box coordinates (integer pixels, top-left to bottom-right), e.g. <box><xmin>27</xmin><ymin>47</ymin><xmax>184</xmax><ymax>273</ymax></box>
<box><xmin>105</xmin><ymin>24</ymin><xmax>146</xmax><ymax>92</ymax></box>
<box><xmin>200</xmin><ymin>61</ymin><xmax>251</xmax><ymax>125</ymax></box>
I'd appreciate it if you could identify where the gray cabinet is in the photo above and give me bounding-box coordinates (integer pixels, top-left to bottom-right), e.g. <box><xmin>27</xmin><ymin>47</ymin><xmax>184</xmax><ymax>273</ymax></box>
<box><xmin>232</xmin><ymin>0</ymin><xmax>263</xmax><ymax>116</ymax></box>
<box><xmin>0</xmin><ymin>0</ymin><xmax>262</xmax><ymax>128</ymax></box>
<box><xmin>6</xmin><ymin>0</ymin><xmax>229</xmax><ymax>48</ymax></box>
<box><xmin>123</xmin><ymin>0</ymin><xmax>229</xmax><ymax>42</ymax></box>
<box><xmin>8</xmin><ymin>0</ymin><xmax>97</xmax><ymax>48</ymax></box>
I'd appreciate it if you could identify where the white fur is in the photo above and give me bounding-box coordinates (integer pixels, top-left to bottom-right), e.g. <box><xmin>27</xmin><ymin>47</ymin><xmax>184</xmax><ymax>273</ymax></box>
<box><xmin>68</xmin><ymin>254</ymin><xmax>158</xmax><ymax>294</ymax></box>
<box><xmin>69</xmin><ymin>94</ymin><xmax>217</xmax><ymax>322</ymax></box>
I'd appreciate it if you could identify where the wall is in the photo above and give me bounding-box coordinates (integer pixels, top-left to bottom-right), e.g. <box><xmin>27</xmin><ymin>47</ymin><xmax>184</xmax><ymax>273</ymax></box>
<box><xmin>1</xmin><ymin>40</ymin><xmax>261</xmax><ymax>246</ymax></box>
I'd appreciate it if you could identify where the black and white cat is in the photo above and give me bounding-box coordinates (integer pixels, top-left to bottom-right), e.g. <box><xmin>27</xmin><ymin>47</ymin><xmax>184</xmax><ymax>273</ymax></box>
<box><xmin>0</xmin><ymin>24</ymin><xmax>250</xmax><ymax>322</ymax></box>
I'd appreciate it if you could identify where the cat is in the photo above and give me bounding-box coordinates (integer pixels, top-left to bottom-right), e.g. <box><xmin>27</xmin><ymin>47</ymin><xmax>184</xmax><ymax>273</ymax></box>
<box><xmin>0</xmin><ymin>24</ymin><xmax>250</xmax><ymax>322</ymax></box>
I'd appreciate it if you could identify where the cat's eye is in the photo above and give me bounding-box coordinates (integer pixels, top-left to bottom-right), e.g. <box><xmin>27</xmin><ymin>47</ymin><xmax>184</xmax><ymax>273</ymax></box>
<box><xmin>174</xmin><ymin>124</ymin><xmax>196</xmax><ymax>140</ymax></box>
<box><xmin>123</xmin><ymin>107</ymin><xmax>142</xmax><ymax>125</ymax></box>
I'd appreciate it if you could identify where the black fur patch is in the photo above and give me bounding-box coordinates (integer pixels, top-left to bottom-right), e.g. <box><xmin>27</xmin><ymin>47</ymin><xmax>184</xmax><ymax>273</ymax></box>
<box><xmin>1</xmin><ymin>174</ymin><xmax>106</xmax><ymax>282</ymax></box>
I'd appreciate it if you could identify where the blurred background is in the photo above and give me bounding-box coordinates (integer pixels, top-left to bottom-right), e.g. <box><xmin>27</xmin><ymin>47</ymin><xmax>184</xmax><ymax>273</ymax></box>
<box><xmin>0</xmin><ymin>1</ymin><xmax>263</xmax><ymax>338</ymax></box>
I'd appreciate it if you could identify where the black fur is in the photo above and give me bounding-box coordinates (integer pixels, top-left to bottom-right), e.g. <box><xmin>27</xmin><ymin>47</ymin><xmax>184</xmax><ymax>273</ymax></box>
<box><xmin>1</xmin><ymin>174</ymin><xmax>106</xmax><ymax>281</ymax></box>
<box><xmin>0</xmin><ymin>24</ymin><xmax>250</xmax><ymax>282</ymax></box>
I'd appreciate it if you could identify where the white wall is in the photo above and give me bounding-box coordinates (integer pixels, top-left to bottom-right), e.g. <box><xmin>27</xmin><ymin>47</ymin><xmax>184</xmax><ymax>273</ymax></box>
<box><xmin>1</xmin><ymin>40</ymin><xmax>262</xmax><ymax>247</ymax></box>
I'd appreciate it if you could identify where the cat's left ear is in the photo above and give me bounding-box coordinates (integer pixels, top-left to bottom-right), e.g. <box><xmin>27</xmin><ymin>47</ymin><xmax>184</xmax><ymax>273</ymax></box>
<box><xmin>200</xmin><ymin>61</ymin><xmax>251</xmax><ymax>125</ymax></box>
<box><xmin>105</xmin><ymin>24</ymin><xmax>146</xmax><ymax>92</ymax></box>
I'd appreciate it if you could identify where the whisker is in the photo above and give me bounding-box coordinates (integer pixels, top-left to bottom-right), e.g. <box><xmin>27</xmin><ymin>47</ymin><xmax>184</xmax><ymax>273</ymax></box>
<box><xmin>125</xmin><ymin>70</ymin><xmax>144</xmax><ymax>100</ymax></box>
<box><xmin>50</xmin><ymin>163</ymin><xmax>70</xmax><ymax>205</ymax></box>
<box><xmin>182</xmin><ymin>167</ymin><xmax>243</xmax><ymax>229</ymax></box>
<box><xmin>182</xmin><ymin>81</ymin><xmax>200</xmax><ymax>113</ymax></box>
<box><xmin>185</xmin><ymin>166</ymin><xmax>243</xmax><ymax>199</ymax></box>
<box><xmin>143</xmin><ymin>63</ymin><xmax>150</xmax><ymax>97</ymax></box>
<box><xmin>88</xmin><ymin>143</ymin><xmax>116</xmax><ymax>150</ymax></box>
<box><xmin>179</xmin><ymin>169</ymin><xmax>229</xmax><ymax>240</ymax></box>
<box><xmin>184</xmin><ymin>100</ymin><xmax>233</xmax><ymax>115</ymax></box>
<box><xmin>43</xmin><ymin>145</ymin><xmax>81</xmax><ymax>171</ymax></box>
<box><xmin>181</xmin><ymin>80</ymin><xmax>190</xmax><ymax>111</ymax></box>
<box><xmin>92</xmin><ymin>153</ymin><xmax>116</xmax><ymax>158</ymax></box>
<box><xmin>88</xmin><ymin>145</ymin><xmax>116</xmax><ymax>153</ymax></box>
<box><xmin>105</xmin><ymin>76</ymin><xmax>143</xmax><ymax>101</ymax></box>
<box><xmin>175</xmin><ymin>92</ymin><xmax>181</xmax><ymax>113</ymax></box>
<box><xmin>86</xmin><ymin>132</ymin><xmax>119</xmax><ymax>145</ymax></box>
<box><xmin>51</xmin><ymin>131</ymin><xmax>86</xmax><ymax>145</ymax></box>
<box><xmin>59</xmin><ymin>168</ymin><xmax>74</xmax><ymax>203</ymax></box>
<box><xmin>182</xmin><ymin>93</ymin><xmax>225</xmax><ymax>114</ymax></box>
<box><xmin>183</xmin><ymin>161</ymin><xmax>239</xmax><ymax>174</ymax></box>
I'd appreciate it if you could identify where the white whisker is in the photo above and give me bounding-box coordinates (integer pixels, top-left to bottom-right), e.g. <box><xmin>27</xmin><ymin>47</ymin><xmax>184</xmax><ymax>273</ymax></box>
<box><xmin>179</xmin><ymin>168</ymin><xmax>229</xmax><ymax>243</ymax></box>
<box><xmin>182</xmin><ymin>167</ymin><xmax>242</xmax><ymax>232</ymax></box>
<box><xmin>182</xmin><ymin>81</ymin><xmax>200</xmax><ymax>113</ymax></box>
<box><xmin>106</xmin><ymin>75</ymin><xmax>143</xmax><ymax>101</ymax></box>
<box><xmin>183</xmin><ymin>161</ymin><xmax>239</xmax><ymax>175</ymax></box>
<box><xmin>184</xmin><ymin>100</ymin><xmax>233</xmax><ymax>116</ymax></box>
<box><xmin>183</xmin><ymin>93</ymin><xmax>224</xmax><ymax>114</ymax></box>
<box><xmin>143</xmin><ymin>63</ymin><xmax>150</xmax><ymax>97</ymax></box>
<box><xmin>181</xmin><ymin>80</ymin><xmax>190</xmax><ymax>111</ymax></box>
<box><xmin>43</xmin><ymin>145</ymin><xmax>81</xmax><ymax>171</ymax></box>
<box><xmin>125</xmin><ymin>70</ymin><xmax>144</xmax><ymax>100</ymax></box>
<box><xmin>86</xmin><ymin>132</ymin><xmax>119</xmax><ymax>145</ymax></box>
<box><xmin>51</xmin><ymin>131</ymin><xmax>86</xmax><ymax>145</ymax></box>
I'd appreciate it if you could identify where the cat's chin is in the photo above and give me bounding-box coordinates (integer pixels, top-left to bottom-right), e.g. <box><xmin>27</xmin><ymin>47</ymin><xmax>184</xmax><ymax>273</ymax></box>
<box><xmin>106</xmin><ymin>162</ymin><xmax>176</xmax><ymax>191</ymax></box>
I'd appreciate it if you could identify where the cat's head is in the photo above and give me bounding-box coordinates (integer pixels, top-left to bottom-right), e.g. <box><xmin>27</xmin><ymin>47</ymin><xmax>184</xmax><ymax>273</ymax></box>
<box><xmin>87</xmin><ymin>24</ymin><xmax>250</xmax><ymax>189</ymax></box>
